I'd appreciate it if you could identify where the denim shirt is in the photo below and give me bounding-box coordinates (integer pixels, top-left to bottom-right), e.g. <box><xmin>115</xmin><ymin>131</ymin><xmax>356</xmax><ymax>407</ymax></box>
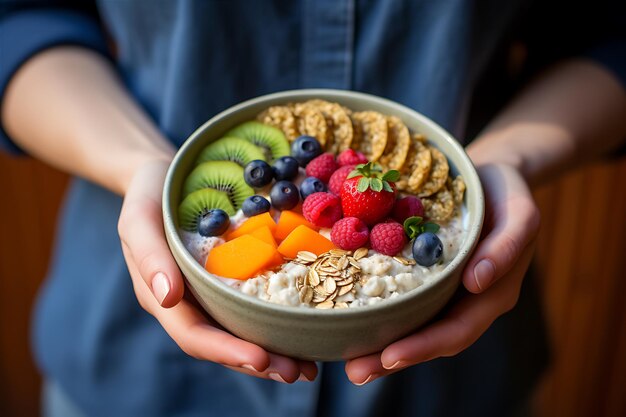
<box><xmin>1</xmin><ymin>1</ymin><xmax>623</xmax><ymax>416</ymax></box>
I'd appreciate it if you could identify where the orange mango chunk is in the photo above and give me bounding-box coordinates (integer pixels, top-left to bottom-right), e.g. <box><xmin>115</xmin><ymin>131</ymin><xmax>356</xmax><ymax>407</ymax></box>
<box><xmin>274</xmin><ymin>210</ymin><xmax>318</xmax><ymax>241</ymax></box>
<box><xmin>225</xmin><ymin>212</ymin><xmax>276</xmax><ymax>241</ymax></box>
<box><xmin>250</xmin><ymin>225</ymin><xmax>277</xmax><ymax>247</ymax></box>
<box><xmin>205</xmin><ymin>234</ymin><xmax>278</xmax><ymax>280</ymax></box>
<box><xmin>277</xmin><ymin>225</ymin><xmax>336</xmax><ymax>258</ymax></box>
<box><xmin>268</xmin><ymin>250</ymin><xmax>285</xmax><ymax>268</ymax></box>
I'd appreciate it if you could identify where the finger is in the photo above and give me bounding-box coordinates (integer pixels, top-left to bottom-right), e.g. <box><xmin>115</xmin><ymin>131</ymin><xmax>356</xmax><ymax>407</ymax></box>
<box><xmin>118</xmin><ymin>162</ymin><xmax>184</xmax><ymax>307</ymax></box>
<box><xmin>345</xmin><ymin>353</ymin><xmax>392</xmax><ymax>385</ymax></box>
<box><xmin>296</xmin><ymin>359</ymin><xmax>319</xmax><ymax>382</ymax></box>
<box><xmin>225</xmin><ymin>357</ymin><xmax>318</xmax><ymax>383</ymax></box>
<box><xmin>463</xmin><ymin>164</ymin><xmax>540</xmax><ymax>293</ymax></box>
<box><xmin>126</xmin><ymin>252</ymin><xmax>271</xmax><ymax>372</ymax></box>
<box><xmin>380</xmin><ymin>244</ymin><xmax>534</xmax><ymax>369</ymax></box>
<box><xmin>224</xmin><ymin>365</ymin><xmax>275</xmax><ymax>380</ymax></box>
<box><xmin>264</xmin><ymin>353</ymin><xmax>302</xmax><ymax>383</ymax></box>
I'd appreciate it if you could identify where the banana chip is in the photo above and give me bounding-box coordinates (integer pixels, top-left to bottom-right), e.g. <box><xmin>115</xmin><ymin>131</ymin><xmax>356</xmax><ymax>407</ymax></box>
<box><xmin>378</xmin><ymin>116</ymin><xmax>410</xmax><ymax>171</ymax></box>
<box><xmin>291</xmin><ymin>103</ymin><xmax>331</xmax><ymax>148</ymax></box>
<box><xmin>417</xmin><ymin>146</ymin><xmax>449</xmax><ymax>197</ymax></box>
<box><xmin>350</xmin><ymin>111</ymin><xmax>388</xmax><ymax>162</ymax></box>
<box><xmin>257</xmin><ymin>106</ymin><xmax>299</xmax><ymax>141</ymax></box>
<box><xmin>397</xmin><ymin>136</ymin><xmax>432</xmax><ymax>192</ymax></box>
<box><xmin>303</xmin><ymin>99</ymin><xmax>354</xmax><ymax>152</ymax></box>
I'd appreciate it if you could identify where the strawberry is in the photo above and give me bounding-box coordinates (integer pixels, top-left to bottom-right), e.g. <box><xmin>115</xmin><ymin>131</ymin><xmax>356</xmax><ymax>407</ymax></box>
<box><xmin>339</xmin><ymin>163</ymin><xmax>399</xmax><ymax>226</ymax></box>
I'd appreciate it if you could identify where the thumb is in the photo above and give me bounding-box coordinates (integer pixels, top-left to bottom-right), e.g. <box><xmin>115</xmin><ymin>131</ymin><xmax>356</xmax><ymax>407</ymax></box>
<box><xmin>118</xmin><ymin>160</ymin><xmax>184</xmax><ymax>308</ymax></box>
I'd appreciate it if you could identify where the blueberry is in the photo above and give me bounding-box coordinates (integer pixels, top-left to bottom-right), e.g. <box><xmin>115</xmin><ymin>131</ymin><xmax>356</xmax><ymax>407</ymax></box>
<box><xmin>270</xmin><ymin>180</ymin><xmax>300</xmax><ymax>210</ymax></box>
<box><xmin>242</xmin><ymin>195</ymin><xmax>271</xmax><ymax>217</ymax></box>
<box><xmin>198</xmin><ymin>209</ymin><xmax>230</xmax><ymax>237</ymax></box>
<box><xmin>300</xmin><ymin>176</ymin><xmax>327</xmax><ymax>199</ymax></box>
<box><xmin>244</xmin><ymin>160</ymin><xmax>274</xmax><ymax>188</ymax></box>
<box><xmin>291</xmin><ymin>135</ymin><xmax>322</xmax><ymax>167</ymax></box>
<box><xmin>412</xmin><ymin>232</ymin><xmax>444</xmax><ymax>267</ymax></box>
<box><xmin>272</xmin><ymin>156</ymin><xmax>300</xmax><ymax>181</ymax></box>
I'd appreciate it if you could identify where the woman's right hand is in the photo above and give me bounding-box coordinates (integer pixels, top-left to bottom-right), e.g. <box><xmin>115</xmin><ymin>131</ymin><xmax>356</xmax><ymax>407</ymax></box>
<box><xmin>117</xmin><ymin>158</ymin><xmax>318</xmax><ymax>383</ymax></box>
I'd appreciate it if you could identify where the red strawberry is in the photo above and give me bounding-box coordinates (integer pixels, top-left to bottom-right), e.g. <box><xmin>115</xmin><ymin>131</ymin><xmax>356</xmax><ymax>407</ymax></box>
<box><xmin>337</xmin><ymin>149</ymin><xmax>368</xmax><ymax>166</ymax></box>
<box><xmin>305</xmin><ymin>153</ymin><xmax>337</xmax><ymax>183</ymax></box>
<box><xmin>392</xmin><ymin>196</ymin><xmax>425</xmax><ymax>223</ymax></box>
<box><xmin>370</xmin><ymin>221</ymin><xmax>407</xmax><ymax>256</ymax></box>
<box><xmin>340</xmin><ymin>163</ymin><xmax>399</xmax><ymax>226</ymax></box>
<box><xmin>328</xmin><ymin>164</ymin><xmax>356</xmax><ymax>195</ymax></box>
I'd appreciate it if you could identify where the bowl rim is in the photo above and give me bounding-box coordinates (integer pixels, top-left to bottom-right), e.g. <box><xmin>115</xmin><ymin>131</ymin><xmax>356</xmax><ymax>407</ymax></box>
<box><xmin>163</xmin><ymin>88</ymin><xmax>484</xmax><ymax>317</ymax></box>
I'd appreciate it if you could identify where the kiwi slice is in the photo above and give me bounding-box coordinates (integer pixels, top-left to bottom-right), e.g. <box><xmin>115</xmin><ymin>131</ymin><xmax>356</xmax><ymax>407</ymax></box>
<box><xmin>196</xmin><ymin>136</ymin><xmax>267</xmax><ymax>167</ymax></box>
<box><xmin>182</xmin><ymin>160</ymin><xmax>254</xmax><ymax>210</ymax></box>
<box><xmin>178</xmin><ymin>188</ymin><xmax>235</xmax><ymax>232</ymax></box>
<box><xmin>226</xmin><ymin>121</ymin><xmax>290</xmax><ymax>161</ymax></box>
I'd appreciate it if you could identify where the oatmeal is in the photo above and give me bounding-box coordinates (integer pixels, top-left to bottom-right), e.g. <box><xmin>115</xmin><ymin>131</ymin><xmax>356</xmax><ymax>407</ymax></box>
<box><xmin>177</xmin><ymin>99</ymin><xmax>467</xmax><ymax>309</ymax></box>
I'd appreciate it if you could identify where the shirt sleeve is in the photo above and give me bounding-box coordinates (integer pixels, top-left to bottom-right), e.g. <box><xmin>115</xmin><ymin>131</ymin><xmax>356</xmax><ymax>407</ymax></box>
<box><xmin>0</xmin><ymin>4</ymin><xmax>110</xmax><ymax>155</ymax></box>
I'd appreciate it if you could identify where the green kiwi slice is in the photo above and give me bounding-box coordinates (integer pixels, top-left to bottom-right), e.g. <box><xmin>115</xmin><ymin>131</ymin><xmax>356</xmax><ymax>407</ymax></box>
<box><xmin>195</xmin><ymin>136</ymin><xmax>267</xmax><ymax>167</ymax></box>
<box><xmin>178</xmin><ymin>188</ymin><xmax>235</xmax><ymax>232</ymax></box>
<box><xmin>182</xmin><ymin>160</ymin><xmax>253</xmax><ymax>210</ymax></box>
<box><xmin>226</xmin><ymin>121</ymin><xmax>290</xmax><ymax>161</ymax></box>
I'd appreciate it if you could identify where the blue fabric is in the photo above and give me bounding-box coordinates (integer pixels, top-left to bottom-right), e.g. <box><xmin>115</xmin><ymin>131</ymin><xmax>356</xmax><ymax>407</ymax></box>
<box><xmin>0</xmin><ymin>6</ymin><xmax>109</xmax><ymax>154</ymax></box>
<box><xmin>43</xmin><ymin>380</ymin><xmax>87</xmax><ymax>417</ymax></box>
<box><xmin>586</xmin><ymin>39</ymin><xmax>626</xmax><ymax>87</ymax></box>
<box><xmin>5</xmin><ymin>0</ymin><xmax>625</xmax><ymax>416</ymax></box>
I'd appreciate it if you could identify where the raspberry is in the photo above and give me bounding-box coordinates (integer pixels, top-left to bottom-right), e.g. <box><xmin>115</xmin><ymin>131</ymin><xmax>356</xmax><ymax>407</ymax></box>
<box><xmin>330</xmin><ymin>217</ymin><xmax>369</xmax><ymax>250</ymax></box>
<box><xmin>392</xmin><ymin>196</ymin><xmax>425</xmax><ymax>223</ymax></box>
<box><xmin>369</xmin><ymin>221</ymin><xmax>407</xmax><ymax>256</ymax></box>
<box><xmin>337</xmin><ymin>149</ymin><xmax>368</xmax><ymax>167</ymax></box>
<box><xmin>302</xmin><ymin>192</ymin><xmax>343</xmax><ymax>228</ymax></box>
<box><xmin>305</xmin><ymin>153</ymin><xmax>338</xmax><ymax>183</ymax></box>
<box><xmin>328</xmin><ymin>164</ymin><xmax>356</xmax><ymax>195</ymax></box>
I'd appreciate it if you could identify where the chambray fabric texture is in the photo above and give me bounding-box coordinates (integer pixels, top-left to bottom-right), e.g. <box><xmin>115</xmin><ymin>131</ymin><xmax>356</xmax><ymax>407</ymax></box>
<box><xmin>0</xmin><ymin>1</ymin><xmax>623</xmax><ymax>416</ymax></box>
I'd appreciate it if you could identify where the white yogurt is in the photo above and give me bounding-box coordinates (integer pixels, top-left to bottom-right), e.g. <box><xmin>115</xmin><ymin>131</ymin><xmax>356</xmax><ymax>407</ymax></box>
<box><xmin>180</xmin><ymin>209</ymin><xmax>466</xmax><ymax>309</ymax></box>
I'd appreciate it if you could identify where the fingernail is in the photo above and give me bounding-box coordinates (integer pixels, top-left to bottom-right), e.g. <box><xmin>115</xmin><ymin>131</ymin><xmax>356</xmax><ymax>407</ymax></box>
<box><xmin>355</xmin><ymin>373</ymin><xmax>380</xmax><ymax>386</ymax></box>
<box><xmin>383</xmin><ymin>360</ymin><xmax>407</xmax><ymax>370</ymax></box>
<box><xmin>297</xmin><ymin>373</ymin><xmax>313</xmax><ymax>382</ymax></box>
<box><xmin>269</xmin><ymin>372</ymin><xmax>287</xmax><ymax>383</ymax></box>
<box><xmin>473</xmin><ymin>259</ymin><xmax>495</xmax><ymax>290</ymax></box>
<box><xmin>242</xmin><ymin>364</ymin><xmax>263</xmax><ymax>373</ymax></box>
<box><xmin>152</xmin><ymin>272</ymin><xmax>170</xmax><ymax>305</ymax></box>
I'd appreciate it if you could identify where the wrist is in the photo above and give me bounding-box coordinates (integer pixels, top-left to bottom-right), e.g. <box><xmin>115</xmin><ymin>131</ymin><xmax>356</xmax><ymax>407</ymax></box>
<box><xmin>466</xmin><ymin>128</ymin><xmax>527</xmax><ymax>176</ymax></box>
<box><xmin>465</xmin><ymin>122</ymin><xmax>574</xmax><ymax>188</ymax></box>
<box><xmin>117</xmin><ymin>147</ymin><xmax>175</xmax><ymax>196</ymax></box>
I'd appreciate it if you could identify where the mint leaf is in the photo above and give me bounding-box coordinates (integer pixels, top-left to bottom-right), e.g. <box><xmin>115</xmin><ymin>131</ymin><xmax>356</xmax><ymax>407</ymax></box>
<box><xmin>370</xmin><ymin>178</ymin><xmax>383</xmax><ymax>192</ymax></box>
<box><xmin>423</xmin><ymin>222</ymin><xmax>440</xmax><ymax>234</ymax></box>
<box><xmin>382</xmin><ymin>170</ymin><xmax>400</xmax><ymax>182</ymax></box>
<box><xmin>402</xmin><ymin>216</ymin><xmax>439</xmax><ymax>239</ymax></box>
<box><xmin>403</xmin><ymin>216</ymin><xmax>422</xmax><ymax>239</ymax></box>
<box><xmin>357</xmin><ymin>177</ymin><xmax>370</xmax><ymax>192</ymax></box>
<box><xmin>403</xmin><ymin>216</ymin><xmax>423</xmax><ymax>228</ymax></box>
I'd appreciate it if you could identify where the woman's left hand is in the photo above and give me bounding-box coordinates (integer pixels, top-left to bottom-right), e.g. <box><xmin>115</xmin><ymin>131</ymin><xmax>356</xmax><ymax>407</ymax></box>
<box><xmin>344</xmin><ymin>161</ymin><xmax>541</xmax><ymax>385</ymax></box>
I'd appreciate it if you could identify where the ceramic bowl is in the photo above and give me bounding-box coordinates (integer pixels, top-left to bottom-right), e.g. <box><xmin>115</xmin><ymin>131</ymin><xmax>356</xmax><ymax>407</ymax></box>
<box><xmin>163</xmin><ymin>89</ymin><xmax>484</xmax><ymax>361</ymax></box>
